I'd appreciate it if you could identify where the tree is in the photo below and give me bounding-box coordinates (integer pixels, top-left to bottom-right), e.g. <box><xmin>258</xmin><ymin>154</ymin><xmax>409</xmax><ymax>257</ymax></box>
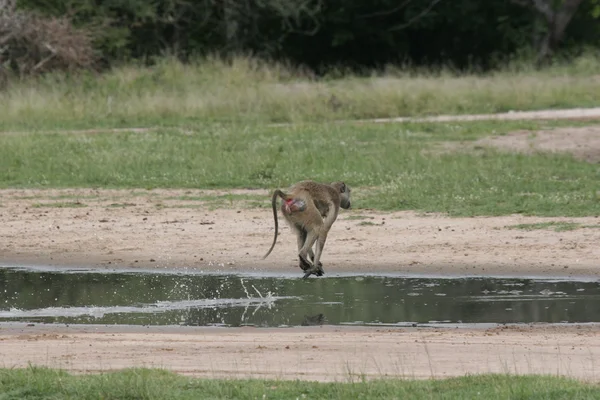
<box><xmin>513</xmin><ymin>0</ymin><xmax>584</xmax><ymax>63</ymax></box>
<box><xmin>217</xmin><ymin>0</ymin><xmax>323</xmax><ymax>55</ymax></box>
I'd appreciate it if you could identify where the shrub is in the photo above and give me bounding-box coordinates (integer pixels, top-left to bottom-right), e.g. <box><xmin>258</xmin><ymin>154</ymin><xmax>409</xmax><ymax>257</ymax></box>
<box><xmin>0</xmin><ymin>0</ymin><xmax>95</xmax><ymax>82</ymax></box>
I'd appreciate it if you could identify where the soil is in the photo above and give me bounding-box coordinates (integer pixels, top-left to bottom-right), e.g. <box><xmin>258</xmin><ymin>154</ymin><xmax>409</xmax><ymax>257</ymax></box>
<box><xmin>1</xmin><ymin>119</ymin><xmax>600</xmax><ymax>382</ymax></box>
<box><xmin>474</xmin><ymin>126</ymin><xmax>600</xmax><ymax>163</ymax></box>
<box><xmin>1</xmin><ymin>188</ymin><xmax>598</xmax><ymax>278</ymax></box>
<box><xmin>1</xmin><ymin>323</ymin><xmax>600</xmax><ymax>382</ymax></box>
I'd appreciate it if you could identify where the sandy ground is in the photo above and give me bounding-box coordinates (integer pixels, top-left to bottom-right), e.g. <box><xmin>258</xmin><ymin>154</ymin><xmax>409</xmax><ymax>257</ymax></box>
<box><xmin>1</xmin><ymin>323</ymin><xmax>600</xmax><ymax>382</ymax></box>
<box><xmin>1</xmin><ymin>187</ymin><xmax>598</xmax><ymax>278</ymax></box>
<box><xmin>1</xmin><ymin>119</ymin><xmax>600</xmax><ymax>382</ymax></box>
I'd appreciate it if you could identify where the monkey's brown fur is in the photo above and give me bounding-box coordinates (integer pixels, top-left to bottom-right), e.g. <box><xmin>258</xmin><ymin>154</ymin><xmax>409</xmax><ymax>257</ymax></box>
<box><xmin>263</xmin><ymin>180</ymin><xmax>351</xmax><ymax>278</ymax></box>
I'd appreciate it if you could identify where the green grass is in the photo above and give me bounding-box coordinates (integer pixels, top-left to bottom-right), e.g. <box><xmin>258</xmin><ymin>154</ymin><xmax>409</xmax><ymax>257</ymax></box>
<box><xmin>1</xmin><ymin>367</ymin><xmax>599</xmax><ymax>400</ymax></box>
<box><xmin>507</xmin><ymin>221</ymin><xmax>582</xmax><ymax>232</ymax></box>
<box><xmin>1</xmin><ymin>119</ymin><xmax>599</xmax><ymax>217</ymax></box>
<box><xmin>2</xmin><ymin>54</ymin><xmax>600</xmax><ymax>130</ymax></box>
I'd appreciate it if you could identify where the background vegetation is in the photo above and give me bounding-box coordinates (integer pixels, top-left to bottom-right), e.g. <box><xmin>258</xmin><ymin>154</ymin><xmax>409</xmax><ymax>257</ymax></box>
<box><xmin>1</xmin><ymin>1</ymin><xmax>599</xmax><ymax>392</ymax></box>
<box><xmin>1</xmin><ymin>0</ymin><xmax>599</xmax><ymax>218</ymax></box>
<box><xmin>2</xmin><ymin>54</ymin><xmax>600</xmax><ymax>130</ymax></box>
<box><xmin>2</xmin><ymin>0</ymin><xmax>600</xmax><ymax>78</ymax></box>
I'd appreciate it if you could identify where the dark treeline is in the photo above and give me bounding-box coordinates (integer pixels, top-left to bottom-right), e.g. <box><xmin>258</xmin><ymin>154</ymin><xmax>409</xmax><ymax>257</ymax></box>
<box><xmin>12</xmin><ymin>0</ymin><xmax>600</xmax><ymax>72</ymax></box>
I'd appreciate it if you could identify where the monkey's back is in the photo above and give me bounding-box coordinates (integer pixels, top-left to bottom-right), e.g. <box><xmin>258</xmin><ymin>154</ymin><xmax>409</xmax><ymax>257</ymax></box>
<box><xmin>288</xmin><ymin>180</ymin><xmax>341</xmax><ymax>206</ymax></box>
<box><xmin>283</xmin><ymin>180</ymin><xmax>341</xmax><ymax>232</ymax></box>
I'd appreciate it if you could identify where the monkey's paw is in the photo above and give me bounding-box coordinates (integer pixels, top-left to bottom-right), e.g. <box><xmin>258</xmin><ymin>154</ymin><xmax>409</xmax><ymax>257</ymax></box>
<box><xmin>299</xmin><ymin>255</ymin><xmax>312</xmax><ymax>271</ymax></box>
<box><xmin>302</xmin><ymin>265</ymin><xmax>324</xmax><ymax>279</ymax></box>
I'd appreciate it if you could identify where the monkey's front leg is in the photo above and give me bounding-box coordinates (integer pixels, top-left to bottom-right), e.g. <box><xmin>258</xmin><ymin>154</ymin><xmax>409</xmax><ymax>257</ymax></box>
<box><xmin>302</xmin><ymin>269</ymin><xmax>324</xmax><ymax>279</ymax></box>
<box><xmin>299</xmin><ymin>231</ymin><xmax>322</xmax><ymax>279</ymax></box>
<box><xmin>302</xmin><ymin>264</ymin><xmax>324</xmax><ymax>279</ymax></box>
<box><xmin>301</xmin><ymin>254</ymin><xmax>324</xmax><ymax>279</ymax></box>
<box><xmin>299</xmin><ymin>252</ymin><xmax>323</xmax><ymax>278</ymax></box>
<box><xmin>295</xmin><ymin>228</ymin><xmax>323</xmax><ymax>276</ymax></box>
<box><xmin>312</xmin><ymin>239</ymin><xmax>327</xmax><ymax>274</ymax></box>
<box><xmin>307</xmin><ymin>248</ymin><xmax>324</xmax><ymax>275</ymax></box>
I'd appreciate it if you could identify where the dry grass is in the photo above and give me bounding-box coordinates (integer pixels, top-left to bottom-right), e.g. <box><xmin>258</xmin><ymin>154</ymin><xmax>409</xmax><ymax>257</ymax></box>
<box><xmin>2</xmin><ymin>54</ymin><xmax>600</xmax><ymax>129</ymax></box>
<box><xmin>0</xmin><ymin>2</ymin><xmax>95</xmax><ymax>80</ymax></box>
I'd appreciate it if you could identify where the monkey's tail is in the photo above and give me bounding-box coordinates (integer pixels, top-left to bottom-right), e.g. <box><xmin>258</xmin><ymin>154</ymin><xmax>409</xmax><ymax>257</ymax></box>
<box><xmin>263</xmin><ymin>189</ymin><xmax>286</xmax><ymax>259</ymax></box>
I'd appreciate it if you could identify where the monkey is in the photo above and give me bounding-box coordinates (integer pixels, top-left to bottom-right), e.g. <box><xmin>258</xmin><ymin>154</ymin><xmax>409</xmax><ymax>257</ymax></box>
<box><xmin>263</xmin><ymin>180</ymin><xmax>351</xmax><ymax>279</ymax></box>
<box><xmin>263</xmin><ymin>180</ymin><xmax>351</xmax><ymax>278</ymax></box>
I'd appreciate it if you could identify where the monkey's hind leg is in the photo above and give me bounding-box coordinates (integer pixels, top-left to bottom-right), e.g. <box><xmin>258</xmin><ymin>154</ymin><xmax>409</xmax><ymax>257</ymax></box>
<box><xmin>293</xmin><ymin>226</ymin><xmax>313</xmax><ymax>272</ymax></box>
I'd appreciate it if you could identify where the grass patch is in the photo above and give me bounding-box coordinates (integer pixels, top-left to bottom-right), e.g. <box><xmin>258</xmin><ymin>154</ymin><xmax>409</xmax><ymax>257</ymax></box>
<box><xmin>507</xmin><ymin>221</ymin><xmax>600</xmax><ymax>232</ymax></box>
<box><xmin>165</xmin><ymin>195</ymin><xmax>210</xmax><ymax>201</ymax></box>
<box><xmin>30</xmin><ymin>201</ymin><xmax>87</xmax><ymax>208</ymax></box>
<box><xmin>345</xmin><ymin>215</ymin><xmax>373</xmax><ymax>220</ymax></box>
<box><xmin>163</xmin><ymin>204</ymin><xmax>205</xmax><ymax>209</ymax></box>
<box><xmin>3</xmin><ymin>54</ymin><xmax>600</xmax><ymax>130</ymax></box>
<box><xmin>165</xmin><ymin>194</ymin><xmax>266</xmax><ymax>202</ymax></box>
<box><xmin>1</xmin><ymin>367</ymin><xmax>599</xmax><ymax>400</ymax></box>
<box><xmin>106</xmin><ymin>202</ymin><xmax>137</xmax><ymax>208</ymax></box>
<box><xmin>163</xmin><ymin>193</ymin><xmax>269</xmax><ymax>209</ymax></box>
<box><xmin>2</xmin><ymin>120</ymin><xmax>600</xmax><ymax>217</ymax></box>
<box><xmin>358</xmin><ymin>221</ymin><xmax>377</xmax><ymax>226</ymax></box>
<box><xmin>357</xmin><ymin>221</ymin><xmax>384</xmax><ymax>226</ymax></box>
<box><xmin>507</xmin><ymin>221</ymin><xmax>582</xmax><ymax>232</ymax></box>
<box><xmin>13</xmin><ymin>194</ymin><xmax>94</xmax><ymax>200</ymax></box>
<box><xmin>246</xmin><ymin>200</ymin><xmax>271</xmax><ymax>209</ymax></box>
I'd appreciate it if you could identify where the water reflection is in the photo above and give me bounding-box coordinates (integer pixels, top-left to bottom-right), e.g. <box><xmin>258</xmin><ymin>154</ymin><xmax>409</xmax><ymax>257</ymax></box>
<box><xmin>0</xmin><ymin>268</ymin><xmax>599</xmax><ymax>327</ymax></box>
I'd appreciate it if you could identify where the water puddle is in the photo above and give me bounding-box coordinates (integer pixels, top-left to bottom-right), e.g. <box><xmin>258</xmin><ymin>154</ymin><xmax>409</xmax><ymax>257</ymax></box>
<box><xmin>0</xmin><ymin>267</ymin><xmax>598</xmax><ymax>327</ymax></box>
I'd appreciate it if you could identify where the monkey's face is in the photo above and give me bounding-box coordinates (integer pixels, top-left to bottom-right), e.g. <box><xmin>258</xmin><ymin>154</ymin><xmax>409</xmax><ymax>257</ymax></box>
<box><xmin>339</xmin><ymin>182</ymin><xmax>352</xmax><ymax>210</ymax></box>
<box><xmin>341</xmin><ymin>195</ymin><xmax>351</xmax><ymax>209</ymax></box>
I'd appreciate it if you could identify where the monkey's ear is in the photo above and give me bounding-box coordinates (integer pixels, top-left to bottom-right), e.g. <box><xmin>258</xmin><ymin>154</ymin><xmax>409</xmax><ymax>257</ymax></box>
<box><xmin>340</xmin><ymin>182</ymin><xmax>346</xmax><ymax>193</ymax></box>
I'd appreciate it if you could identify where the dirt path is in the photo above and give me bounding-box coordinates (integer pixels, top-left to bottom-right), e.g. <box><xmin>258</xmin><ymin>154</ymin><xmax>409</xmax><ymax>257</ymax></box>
<box><xmin>366</xmin><ymin>106</ymin><xmax>600</xmax><ymax>124</ymax></box>
<box><xmin>4</xmin><ymin>107</ymin><xmax>600</xmax><ymax>135</ymax></box>
<box><xmin>1</xmin><ymin>323</ymin><xmax>599</xmax><ymax>382</ymax></box>
<box><xmin>1</xmin><ymin>188</ymin><xmax>599</xmax><ymax>277</ymax></box>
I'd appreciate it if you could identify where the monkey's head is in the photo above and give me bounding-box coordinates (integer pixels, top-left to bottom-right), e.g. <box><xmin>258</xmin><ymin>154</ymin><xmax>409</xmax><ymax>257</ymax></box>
<box><xmin>333</xmin><ymin>181</ymin><xmax>352</xmax><ymax>210</ymax></box>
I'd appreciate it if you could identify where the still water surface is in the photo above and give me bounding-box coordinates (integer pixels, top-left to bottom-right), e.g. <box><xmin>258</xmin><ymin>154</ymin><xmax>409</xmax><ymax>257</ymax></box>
<box><xmin>0</xmin><ymin>267</ymin><xmax>598</xmax><ymax>327</ymax></box>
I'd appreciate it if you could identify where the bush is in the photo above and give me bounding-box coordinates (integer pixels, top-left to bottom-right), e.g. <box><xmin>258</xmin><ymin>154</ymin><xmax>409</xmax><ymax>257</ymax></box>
<box><xmin>0</xmin><ymin>0</ymin><xmax>95</xmax><ymax>81</ymax></box>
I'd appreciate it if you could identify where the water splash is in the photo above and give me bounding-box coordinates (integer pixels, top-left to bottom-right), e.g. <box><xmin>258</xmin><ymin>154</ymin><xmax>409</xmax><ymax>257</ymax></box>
<box><xmin>0</xmin><ymin>296</ymin><xmax>290</xmax><ymax>319</ymax></box>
